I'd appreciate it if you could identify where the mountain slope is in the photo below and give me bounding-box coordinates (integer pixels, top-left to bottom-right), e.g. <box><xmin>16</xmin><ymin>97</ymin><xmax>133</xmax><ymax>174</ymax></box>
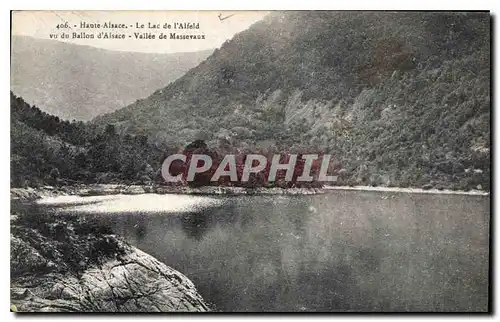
<box><xmin>11</xmin><ymin>92</ymin><xmax>164</xmax><ymax>187</ymax></box>
<box><xmin>95</xmin><ymin>11</ymin><xmax>490</xmax><ymax>190</ymax></box>
<box><xmin>11</xmin><ymin>36</ymin><xmax>213</xmax><ymax>120</ymax></box>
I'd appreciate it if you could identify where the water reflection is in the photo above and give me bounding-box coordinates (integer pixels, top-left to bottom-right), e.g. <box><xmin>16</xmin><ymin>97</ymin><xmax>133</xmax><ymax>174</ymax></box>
<box><xmin>181</xmin><ymin>211</ymin><xmax>213</xmax><ymax>240</ymax></box>
<box><xmin>45</xmin><ymin>191</ymin><xmax>489</xmax><ymax>312</ymax></box>
<box><xmin>134</xmin><ymin>217</ymin><xmax>147</xmax><ymax>242</ymax></box>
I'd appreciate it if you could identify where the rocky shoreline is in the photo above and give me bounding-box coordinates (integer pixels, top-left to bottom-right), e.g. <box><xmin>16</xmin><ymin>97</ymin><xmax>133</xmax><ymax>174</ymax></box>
<box><xmin>10</xmin><ymin>185</ymin><xmax>211</xmax><ymax>312</ymax></box>
<box><xmin>10</xmin><ymin>184</ymin><xmax>326</xmax><ymax>201</ymax></box>
<box><xmin>11</xmin><ymin>236</ymin><xmax>210</xmax><ymax>312</ymax></box>
<box><xmin>11</xmin><ymin>183</ymin><xmax>488</xmax><ymax>202</ymax></box>
<box><xmin>324</xmin><ymin>185</ymin><xmax>489</xmax><ymax>196</ymax></box>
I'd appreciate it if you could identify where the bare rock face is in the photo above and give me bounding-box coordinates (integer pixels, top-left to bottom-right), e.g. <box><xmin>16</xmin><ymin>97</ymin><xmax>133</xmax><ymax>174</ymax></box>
<box><xmin>11</xmin><ymin>248</ymin><xmax>209</xmax><ymax>312</ymax></box>
<box><xmin>10</xmin><ymin>213</ymin><xmax>209</xmax><ymax>312</ymax></box>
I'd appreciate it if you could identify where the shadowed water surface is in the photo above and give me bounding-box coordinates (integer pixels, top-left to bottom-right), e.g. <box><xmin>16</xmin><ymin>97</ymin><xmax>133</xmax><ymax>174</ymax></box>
<box><xmin>38</xmin><ymin>191</ymin><xmax>489</xmax><ymax>312</ymax></box>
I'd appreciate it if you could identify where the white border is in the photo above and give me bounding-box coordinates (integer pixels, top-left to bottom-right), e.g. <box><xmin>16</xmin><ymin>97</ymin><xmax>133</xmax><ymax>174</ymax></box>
<box><xmin>3</xmin><ymin>0</ymin><xmax>497</xmax><ymax>321</ymax></box>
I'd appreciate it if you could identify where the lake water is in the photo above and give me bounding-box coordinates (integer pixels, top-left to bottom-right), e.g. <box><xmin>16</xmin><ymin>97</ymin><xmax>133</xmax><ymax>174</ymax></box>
<box><xmin>38</xmin><ymin>191</ymin><xmax>490</xmax><ymax>312</ymax></box>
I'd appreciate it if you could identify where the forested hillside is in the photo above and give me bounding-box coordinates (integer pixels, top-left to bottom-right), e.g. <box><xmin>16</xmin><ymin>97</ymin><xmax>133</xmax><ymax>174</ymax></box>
<box><xmin>96</xmin><ymin>11</ymin><xmax>490</xmax><ymax>190</ymax></box>
<box><xmin>11</xmin><ymin>36</ymin><xmax>213</xmax><ymax>120</ymax></box>
<box><xmin>10</xmin><ymin>92</ymin><xmax>163</xmax><ymax>187</ymax></box>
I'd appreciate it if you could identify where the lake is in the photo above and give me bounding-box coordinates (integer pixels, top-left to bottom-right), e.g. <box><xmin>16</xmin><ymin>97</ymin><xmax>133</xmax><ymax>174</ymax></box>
<box><xmin>37</xmin><ymin>190</ymin><xmax>490</xmax><ymax>312</ymax></box>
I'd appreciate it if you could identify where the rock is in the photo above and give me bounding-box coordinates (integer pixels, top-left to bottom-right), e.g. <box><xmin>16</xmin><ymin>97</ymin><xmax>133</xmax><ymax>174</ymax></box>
<box><xmin>11</xmin><ymin>245</ymin><xmax>209</xmax><ymax>312</ymax></box>
<box><xmin>153</xmin><ymin>185</ymin><xmax>323</xmax><ymax>195</ymax></box>
<box><xmin>10</xmin><ymin>188</ymin><xmax>40</xmax><ymax>200</ymax></box>
<box><xmin>12</xmin><ymin>184</ymin><xmax>325</xmax><ymax>201</ymax></box>
<box><xmin>10</xmin><ymin>217</ymin><xmax>209</xmax><ymax>312</ymax></box>
<box><xmin>121</xmin><ymin>185</ymin><xmax>147</xmax><ymax>195</ymax></box>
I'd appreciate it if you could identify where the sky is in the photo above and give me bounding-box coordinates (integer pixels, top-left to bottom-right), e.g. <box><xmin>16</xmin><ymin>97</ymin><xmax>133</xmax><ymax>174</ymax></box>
<box><xmin>11</xmin><ymin>11</ymin><xmax>269</xmax><ymax>53</ymax></box>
